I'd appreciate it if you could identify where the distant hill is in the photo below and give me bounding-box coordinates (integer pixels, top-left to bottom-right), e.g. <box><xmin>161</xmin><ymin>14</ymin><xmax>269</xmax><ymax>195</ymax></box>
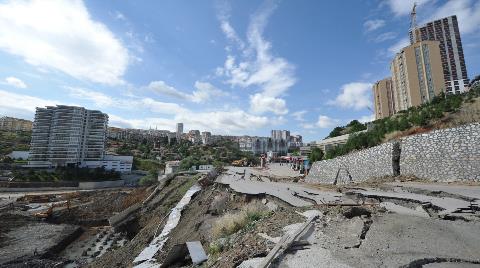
<box><xmin>0</xmin><ymin>130</ymin><xmax>31</xmax><ymax>156</ymax></box>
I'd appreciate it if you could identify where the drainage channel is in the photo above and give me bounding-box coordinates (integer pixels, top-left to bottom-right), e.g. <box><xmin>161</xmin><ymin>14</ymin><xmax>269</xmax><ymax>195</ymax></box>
<box><xmin>133</xmin><ymin>184</ymin><xmax>202</xmax><ymax>268</ymax></box>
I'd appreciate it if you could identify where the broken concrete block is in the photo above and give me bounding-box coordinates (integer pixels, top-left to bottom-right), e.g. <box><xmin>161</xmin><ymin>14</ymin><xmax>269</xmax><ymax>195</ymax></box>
<box><xmin>186</xmin><ymin>241</ymin><xmax>208</xmax><ymax>264</ymax></box>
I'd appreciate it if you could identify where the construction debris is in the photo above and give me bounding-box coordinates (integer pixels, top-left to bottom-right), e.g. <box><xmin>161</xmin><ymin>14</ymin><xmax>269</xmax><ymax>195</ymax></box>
<box><xmin>258</xmin><ymin>215</ymin><xmax>318</xmax><ymax>268</ymax></box>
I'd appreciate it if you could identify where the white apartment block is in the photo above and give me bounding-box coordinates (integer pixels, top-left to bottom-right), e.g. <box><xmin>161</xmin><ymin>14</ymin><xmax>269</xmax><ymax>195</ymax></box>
<box><xmin>28</xmin><ymin>105</ymin><xmax>132</xmax><ymax>172</ymax></box>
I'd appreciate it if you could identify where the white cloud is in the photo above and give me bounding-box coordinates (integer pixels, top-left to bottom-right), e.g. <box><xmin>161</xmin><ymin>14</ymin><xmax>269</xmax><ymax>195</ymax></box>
<box><xmin>176</xmin><ymin>110</ymin><xmax>270</xmax><ymax>133</ymax></box>
<box><xmin>0</xmin><ymin>89</ymin><xmax>280</xmax><ymax>135</ymax></box>
<box><xmin>140</xmin><ymin>97</ymin><xmax>188</xmax><ymax>115</ymax></box>
<box><xmin>374</xmin><ymin>32</ymin><xmax>398</xmax><ymax>43</ymax></box>
<box><xmin>302</xmin><ymin>115</ymin><xmax>339</xmax><ymax>129</ymax></box>
<box><xmin>68</xmin><ymin>86</ymin><xmax>187</xmax><ymax>115</ymax></box>
<box><xmin>249</xmin><ymin>93</ymin><xmax>287</xmax><ymax>115</ymax></box>
<box><xmin>114</xmin><ymin>11</ymin><xmax>126</xmax><ymax>21</ymax></box>
<box><xmin>0</xmin><ymin>0</ymin><xmax>129</xmax><ymax>85</ymax></box>
<box><xmin>109</xmin><ymin>109</ymin><xmax>271</xmax><ymax>135</ymax></box>
<box><xmin>216</xmin><ymin>2</ymin><xmax>296</xmax><ymax>115</ymax></box>
<box><xmin>359</xmin><ymin>114</ymin><xmax>375</xmax><ymax>123</ymax></box>
<box><xmin>192</xmin><ymin>81</ymin><xmax>228</xmax><ymax>103</ymax></box>
<box><xmin>329</xmin><ymin>82</ymin><xmax>372</xmax><ymax>110</ymax></box>
<box><xmin>388</xmin><ymin>37</ymin><xmax>410</xmax><ymax>55</ymax></box>
<box><xmin>292</xmin><ymin>110</ymin><xmax>307</xmax><ymax>121</ymax></box>
<box><xmin>386</xmin><ymin>0</ymin><xmax>432</xmax><ymax>16</ymax></box>
<box><xmin>427</xmin><ymin>0</ymin><xmax>480</xmax><ymax>34</ymax></box>
<box><xmin>0</xmin><ymin>89</ymin><xmax>56</xmax><ymax>118</ymax></box>
<box><xmin>68</xmin><ymin>87</ymin><xmax>116</xmax><ymax>107</ymax></box>
<box><xmin>148</xmin><ymin>80</ymin><xmax>227</xmax><ymax>103</ymax></box>
<box><xmin>364</xmin><ymin>19</ymin><xmax>385</xmax><ymax>32</ymax></box>
<box><xmin>4</xmin><ymin>76</ymin><xmax>27</xmax><ymax>88</ymax></box>
<box><xmin>217</xmin><ymin>2</ymin><xmax>245</xmax><ymax>50</ymax></box>
<box><xmin>148</xmin><ymin>81</ymin><xmax>190</xmax><ymax>100</ymax></box>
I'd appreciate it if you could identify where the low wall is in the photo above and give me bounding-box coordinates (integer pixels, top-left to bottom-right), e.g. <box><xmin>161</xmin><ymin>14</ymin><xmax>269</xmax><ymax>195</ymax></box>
<box><xmin>0</xmin><ymin>180</ymin><xmax>126</xmax><ymax>192</ymax></box>
<box><xmin>306</xmin><ymin>123</ymin><xmax>480</xmax><ymax>184</ymax></box>
<box><xmin>78</xmin><ymin>180</ymin><xmax>125</xmax><ymax>190</ymax></box>
<box><xmin>306</xmin><ymin>142</ymin><xmax>395</xmax><ymax>184</ymax></box>
<box><xmin>0</xmin><ymin>181</ymin><xmax>79</xmax><ymax>188</ymax></box>
<box><xmin>400</xmin><ymin>123</ymin><xmax>480</xmax><ymax>181</ymax></box>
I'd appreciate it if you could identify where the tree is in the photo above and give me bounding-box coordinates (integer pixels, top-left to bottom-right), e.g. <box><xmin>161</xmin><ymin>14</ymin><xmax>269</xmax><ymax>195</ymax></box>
<box><xmin>309</xmin><ymin>147</ymin><xmax>324</xmax><ymax>163</ymax></box>
<box><xmin>346</xmin><ymin>120</ymin><xmax>367</xmax><ymax>133</ymax></box>
<box><xmin>328</xmin><ymin>127</ymin><xmax>344</xmax><ymax>138</ymax></box>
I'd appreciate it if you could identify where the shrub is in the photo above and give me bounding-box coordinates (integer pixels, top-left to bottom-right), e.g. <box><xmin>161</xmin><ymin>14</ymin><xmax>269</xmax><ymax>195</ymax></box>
<box><xmin>138</xmin><ymin>175</ymin><xmax>158</xmax><ymax>186</ymax></box>
<box><xmin>212</xmin><ymin>202</ymin><xmax>268</xmax><ymax>239</ymax></box>
<box><xmin>208</xmin><ymin>241</ymin><xmax>225</xmax><ymax>255</ymax></box>
<box><xmin>308</xmin><ymin>147</ymin><xmax>324</xmax><ymax>162</ymax></box>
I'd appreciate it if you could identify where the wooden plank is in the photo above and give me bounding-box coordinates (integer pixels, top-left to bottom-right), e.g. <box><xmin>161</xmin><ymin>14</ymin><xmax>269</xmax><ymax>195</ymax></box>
<box><xmin>258</xmin><ymin>215</ymin><xmax>318</xmax><ymax>268</ymax></box>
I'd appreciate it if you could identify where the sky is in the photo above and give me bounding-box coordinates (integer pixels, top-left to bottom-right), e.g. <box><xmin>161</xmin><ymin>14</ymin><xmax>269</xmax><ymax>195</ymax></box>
<box><xmin>0</xmin><ymin>0</ymin><xmax>479</xmax><ymax>142</ymax></box>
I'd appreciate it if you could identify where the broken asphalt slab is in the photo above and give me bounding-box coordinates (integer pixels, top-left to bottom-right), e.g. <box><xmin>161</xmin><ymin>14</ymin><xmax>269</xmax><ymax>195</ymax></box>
<box><xmin>349</xmin><ymin>189</ymin><xmax>473</xmax><ymax>215</ymax></box>
<box><xmin>280</xmin><ymin>213</ymin><xmax>480</xmax><ymax>268</ymax></box>
<box><xmin>217</xmin><ymin>167</ymin><xmax>342</xmax><ymax>207</ymax></box>
<box><xmin>387</xmin><ymin>182</ymin><xmax>480</xmax><ymax>201</ymax></box>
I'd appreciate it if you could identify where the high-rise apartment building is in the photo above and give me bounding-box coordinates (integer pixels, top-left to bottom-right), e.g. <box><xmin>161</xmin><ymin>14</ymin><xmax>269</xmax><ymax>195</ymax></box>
<box><xmin>390</xmin><ymin>40</ymin><xmax>445</xmax><ymax>112</ymax></box>
<box><xmin>201</xmin><ymin>131</ymin><xmax>212</xmax><ymax>145</ymax></box>
<box><xmin>372</xmin><ymin>78</ymin><xmax>395</xmax><ymax>120</ymax></box>
<box><xmin>29</xmin><ymin>105</ymin><xmax>108</xmax><ymax>167</ymax></box>
<box><xmin>271</xmin><ymin>130</ymin><xmax>290</xmax><ymax>141</ymax></box>
<box><xmin>176</xmin><ymin>122</ymin><xmax>183</xmax><ymax>141</ymax></box>
<box><xmin>410</xmin><ymin>15</ymin><xmax>469</xmax><ymax>94</ymax></box>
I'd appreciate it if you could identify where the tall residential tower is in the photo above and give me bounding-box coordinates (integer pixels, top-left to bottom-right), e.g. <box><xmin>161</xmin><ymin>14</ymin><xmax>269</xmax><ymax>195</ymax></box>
<box><xmin>409</xmin><ymin>15</ymin><xmax>469</xmax><ymax>94</ymax></box>
<box><xmin>176</xmin><ymin>122</ymin><xmax>183</xmax><ymax>142</ymax></box>
<box><xmin>29</xmin><ymin>105</ymin><xmax>108</xmax><ymax>167</ymax></box>
<box><xmin>390</xmin><ymin>40</ymin><xmax>445</xmax><ymax>112</ymax></box>
<box><xmin>373</xmin><ymin>78</ymin><xmax>395</xmax><ymax>120</ymax></box>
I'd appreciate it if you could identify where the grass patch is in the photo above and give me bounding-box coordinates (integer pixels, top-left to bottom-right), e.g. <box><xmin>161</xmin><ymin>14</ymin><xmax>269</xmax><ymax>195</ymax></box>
<box><xmin>207</xmin><ymin>241</ymin><xmax>224</xmax><ymax>255</ymax></box>
<box><xmin>212</xmin><ymin>202</ymin><xmax>269</xmax><ymax>239</ymax></box>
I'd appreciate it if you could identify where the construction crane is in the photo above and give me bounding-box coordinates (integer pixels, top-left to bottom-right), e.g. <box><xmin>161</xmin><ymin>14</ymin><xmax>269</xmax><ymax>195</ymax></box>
<box><xmin>410</xmin><ymin>2</ymin><xmax>418</xmax><ymax>43</ymax></box>
<box><xmin>410</xmin><ymin>2</ymin><xmax>417</xmax><ymax>30</ymax></box>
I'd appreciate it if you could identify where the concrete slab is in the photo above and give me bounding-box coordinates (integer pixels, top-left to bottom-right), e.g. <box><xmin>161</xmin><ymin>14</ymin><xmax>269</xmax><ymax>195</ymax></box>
<box><xmin>286</xmin><ymin>213</ymin><xmax>480</xmax><ymax>268</ymax></box>
<box><xmin>351</xmin><ymin>189</ymin><xmax>472</xmax><ymax>215</ymax></box>
<box><xmin>380</xmin><ymin>202</ymin><xmax>430</xmax><ymax>218</ymax></box>
<box><xmin>185</xmin><ymin>241</ymin><xmax>207</xmax><ymax>264</ymax></box>
<box><xmin>387</xmin><ymin>182</ymin><xmax>480</xmax><ymax>200</ymax></box>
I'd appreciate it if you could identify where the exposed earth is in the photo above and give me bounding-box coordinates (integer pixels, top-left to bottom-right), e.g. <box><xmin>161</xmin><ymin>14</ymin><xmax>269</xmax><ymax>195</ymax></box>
<box><xmin>1</xmin><ymin>165</ymin><xmax>479</xmax><ymax>267</ymax></box>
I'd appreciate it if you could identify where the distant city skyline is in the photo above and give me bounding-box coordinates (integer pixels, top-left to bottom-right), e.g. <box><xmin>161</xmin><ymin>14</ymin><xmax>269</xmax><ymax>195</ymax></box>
<box><xmin>0</xmin><ymin>0</ymin><xmax>479</xmax><ymax>142</ymax></box>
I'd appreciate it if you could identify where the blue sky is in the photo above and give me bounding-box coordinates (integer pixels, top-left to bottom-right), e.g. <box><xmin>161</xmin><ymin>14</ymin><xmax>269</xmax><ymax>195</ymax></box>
<box><xmin>0</xmin><ymin>0</ymin><xmax>479</xmax><ymax>142</ymax></box>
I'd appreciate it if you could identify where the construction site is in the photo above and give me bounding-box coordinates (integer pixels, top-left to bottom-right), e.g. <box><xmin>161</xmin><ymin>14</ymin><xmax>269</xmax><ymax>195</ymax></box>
<box><xmin>0</xmin><ymin>163</ymin><xmax>479</xmax><ymax>268</ymax></box>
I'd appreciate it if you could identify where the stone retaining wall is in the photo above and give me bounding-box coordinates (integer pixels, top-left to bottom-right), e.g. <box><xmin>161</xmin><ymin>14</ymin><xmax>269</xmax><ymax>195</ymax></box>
<box><xmin>306</xmin><ymin>142</ymin><xmax>395</xmax><ymax>184</ymax></box>
<box><xmin>400</xmin><ymin>123</ymin><xmax>480</xmax><ymax>181</ymax></box>
<box><xmin>306</xmin><ymin>123</ymin><xmax>480</xmax><ymax>183</ymax></box>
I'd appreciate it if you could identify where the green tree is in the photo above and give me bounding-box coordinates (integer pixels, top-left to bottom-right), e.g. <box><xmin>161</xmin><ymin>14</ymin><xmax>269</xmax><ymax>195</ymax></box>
<box><xmin>346</xmin><ymin>120</ymin><xmax>367</xmax><ymax>133</ymax></box>
<box><xmin>309</xmin><ymin>147</ymin><xmax>324</xmax><ymax>162</ymax></box>
<box><xmin>328</xmin><ymin>127</ymin><xmax>344</xmax><ymax>138</ymax></box>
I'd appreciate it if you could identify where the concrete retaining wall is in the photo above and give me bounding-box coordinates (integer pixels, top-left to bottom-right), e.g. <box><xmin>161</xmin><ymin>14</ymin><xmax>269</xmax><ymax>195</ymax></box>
<box><xmin>306</xmin><ymin>123</ymin><xmax>480</xmax><ymax>184</ymax></box>
<box><xmin>400</xmin><ymin>123</ymin><xmax>480</xmax><ymax>181</ymax></box>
